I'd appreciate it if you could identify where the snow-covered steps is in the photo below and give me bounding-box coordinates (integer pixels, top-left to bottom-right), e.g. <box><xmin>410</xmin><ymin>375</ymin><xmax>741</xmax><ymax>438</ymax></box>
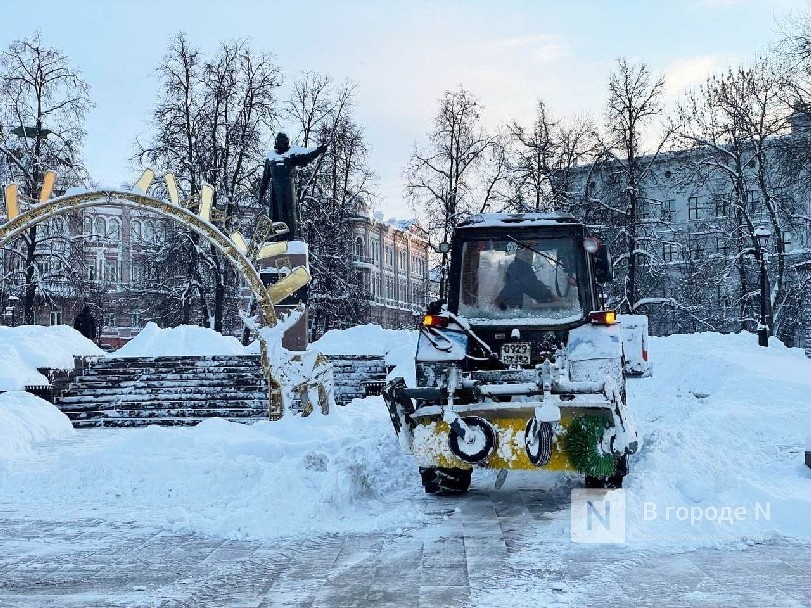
<box><xmin>327</xmin><ymin>355</ymin><xmax>389</xmax><ymax>405</ymax></box>
<box><xmin>54</xmin><ymin>355</ymin><xmax>268</xmax><ymax>428</ymax></box>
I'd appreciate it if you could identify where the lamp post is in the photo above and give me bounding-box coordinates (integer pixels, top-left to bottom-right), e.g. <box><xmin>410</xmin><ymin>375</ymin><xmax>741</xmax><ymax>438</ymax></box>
<box><xmin>754</xmin><ymin>225</ymin><xmax>771</xmax><ymax>347</ymax></box>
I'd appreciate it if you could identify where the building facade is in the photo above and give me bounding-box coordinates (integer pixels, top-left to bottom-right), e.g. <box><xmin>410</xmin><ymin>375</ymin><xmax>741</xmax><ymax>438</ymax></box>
<box><xmin>1</xmin><ymin>205</ymin><xmax>180</xmax><ymax>348</ymax></box>
<box><xmin>350</xmin><ymin>213</ymin><xmax>431</xmax><ymax>329</ymax></box>
<box><xmin>569</xmin><ymin>125</ymin><xmax>811</xmax><ymax>345</ymax></box>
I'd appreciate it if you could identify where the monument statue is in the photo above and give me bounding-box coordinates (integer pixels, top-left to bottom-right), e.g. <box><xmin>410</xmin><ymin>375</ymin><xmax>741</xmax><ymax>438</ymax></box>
<box><xmin>258</xmin><ymin>132</ymin><xmax>327</xmax><ymax>240</ymax></box>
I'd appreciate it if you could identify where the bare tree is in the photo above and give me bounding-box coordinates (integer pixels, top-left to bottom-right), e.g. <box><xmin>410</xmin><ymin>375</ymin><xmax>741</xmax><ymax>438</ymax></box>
<box><xmin>505</xmin><ymin>101</ymin><xmax>599</xmax><ymax>213</ymax></box>
<box><xmin>0</xmin><ymin>32</ymin><xmax>91</xmax><ymax>323</ymax></box>
<box><xmin>287</xmin><ymin>73</ymin><xmax>375</xmax><ymax>335</ymax></box>
<box><xmin>138</xmin><ymin>32</ymin><xmax>282</xmax><ymax>331</ymax></box>
<box><xmin>600</xmin><ymin>58</ymin><xmax>668</xmax><ymax>313</ymax></box>
<box><xmin>406</xmin><ymin>86</ymin><xmax>493</xmax><ymax>244</ymax></box>
<box><xmin>675</xmin><ymin>58</ymin><xmax>796</xmax><ymax>339</ymax></box>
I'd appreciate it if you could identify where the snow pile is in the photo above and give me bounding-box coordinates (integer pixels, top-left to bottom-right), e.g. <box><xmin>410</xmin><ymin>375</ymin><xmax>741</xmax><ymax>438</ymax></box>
<box><xmin>311</xmin><ymin>324</ymin><xmax>418</xmax><ymax>384</ymax></box>
<box><xmin>113</xmin><ymin>322</ymin><xmax>249</xmax><ymax>357</ymax></box>
<box><xmin>0</xmin><ymin>345</ymin><xmax>49</xmax><ymax>391</ymax></box>
<box><xmin>0</xmin><ymin>325</ymin><xmax>103</xmax><ymax>391</ymax></box>
<box><xmin>0</xmin><ymin>398</ymin><xmax>422</xmax><ymax>540</ymax></box>
<box><xmin>619</xmin><ymin>331</ymin><xmax>811</xmax><ymax>545</ymax></box>
<box><xmin>0</xmin><ymin>391</ymin><xmax>74</xmax><ymax>466</ymax></box>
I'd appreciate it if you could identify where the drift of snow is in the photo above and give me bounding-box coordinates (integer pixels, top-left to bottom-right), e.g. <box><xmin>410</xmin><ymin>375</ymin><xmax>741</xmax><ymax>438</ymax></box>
<box><xmin>0</xmin><ymin>391</ymin><xmax>74</xmax><ymax>466</ymax></box>
<box><xmin>0</xmin><ymin>325</ymin><xmax>103</xmax><ymax>390</ymax></box>
<box><xmin>310</xmin><ymin>324</ymin><xmax>418</xmax><ymax>384</ymax></box>
<box><xmin>112</xmin><ymin>322</ymin><xmax>249</xmax><ymax>357</ymax></box>
<box><xmin>0</xmin><ymin>397</ymin><xmax>422</xmax><ymax>540</ymax></box>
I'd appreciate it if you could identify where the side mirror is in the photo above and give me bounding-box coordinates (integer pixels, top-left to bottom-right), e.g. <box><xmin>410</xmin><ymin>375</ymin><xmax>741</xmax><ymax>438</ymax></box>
<box><xmin>595</xmin><ymin>245</ymin><xmax>613</xmax><ymax>283</ymax></box>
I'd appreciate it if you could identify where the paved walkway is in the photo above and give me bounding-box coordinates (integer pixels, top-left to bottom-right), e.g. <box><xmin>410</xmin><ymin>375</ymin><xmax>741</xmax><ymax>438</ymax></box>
<box><xmin>1</xmin><ymin>483</ymin><xmax>809</xmax><ymax>607</ymax></box>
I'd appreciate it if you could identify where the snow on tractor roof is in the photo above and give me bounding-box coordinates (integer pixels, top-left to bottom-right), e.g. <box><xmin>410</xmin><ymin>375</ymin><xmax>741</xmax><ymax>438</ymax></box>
<box><xmin>457</xmin><ymin>212</ymin><xmax>579</xmax><ymax>229</ymax></box>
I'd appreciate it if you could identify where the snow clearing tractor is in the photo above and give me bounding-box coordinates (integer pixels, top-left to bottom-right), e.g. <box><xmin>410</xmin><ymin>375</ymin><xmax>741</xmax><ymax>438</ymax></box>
<box><xmin>383</xmin><ymin>212</ymin><xmax>639</xmax><ymax>494</ymax></box>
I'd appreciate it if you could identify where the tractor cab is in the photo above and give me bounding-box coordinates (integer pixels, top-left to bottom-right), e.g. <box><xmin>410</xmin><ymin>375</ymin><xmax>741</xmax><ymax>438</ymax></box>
<box><xmin>443</xmin><ymin>212</ymin><xmax>611</xmax><ymax>370</ymax></box>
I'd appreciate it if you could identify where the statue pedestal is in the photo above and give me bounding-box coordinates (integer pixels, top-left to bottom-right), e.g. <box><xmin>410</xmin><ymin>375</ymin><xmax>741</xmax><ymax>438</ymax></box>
<box><xmin>259</xmin><ymin>241</ymin><xmax>310</xmax><ymax>352</ymax></box>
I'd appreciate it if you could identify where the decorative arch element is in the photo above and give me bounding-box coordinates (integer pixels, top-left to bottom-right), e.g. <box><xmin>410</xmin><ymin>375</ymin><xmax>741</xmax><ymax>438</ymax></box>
<box><xmin>1</xmin><ymin>172</ymin><xmax>310</xmax><ymax>325</ymax></box>
<box><xmin>1</xmin><ymin>171</ymin><xmax>317</xmax><ymax>419</ymax></box>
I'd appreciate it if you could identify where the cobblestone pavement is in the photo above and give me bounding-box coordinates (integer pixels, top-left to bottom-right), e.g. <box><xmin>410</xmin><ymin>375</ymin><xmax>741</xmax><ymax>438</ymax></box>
<box><xmin>1</xmin><ymin>482</ymin><xmax>809</xmax><ymax>607</ymax></box>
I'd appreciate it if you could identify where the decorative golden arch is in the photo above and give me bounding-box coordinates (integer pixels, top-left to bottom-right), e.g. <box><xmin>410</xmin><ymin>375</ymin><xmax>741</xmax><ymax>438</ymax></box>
<box><xmin>0</xmin><ymin>172</ymin><xmax>312</xmax><ymax>324</ymax></box>
<box><xmin>0</xmin><ymin>170</ymin><xmax>315</xmax><ymax>419</ymax></box>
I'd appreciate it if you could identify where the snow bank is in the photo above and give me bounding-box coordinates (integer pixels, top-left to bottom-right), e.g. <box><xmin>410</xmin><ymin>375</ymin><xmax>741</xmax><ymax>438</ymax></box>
<box><xmin>112</xmin><ymin>322</ymin><xmax>249</xmax><ymax>357</ymax></box>
<box><xmin>618</xmin><ymin>331</ymin><xmax>811</xmax><ymax>546</ymax></box>
<box><xmin>0</xmin><ymin>345</ymin><xmax>49</xmax><ymax>391</ymax></box>
<box><xmin>310</xmin><ymin>324</ymin><xmax>418</xmax><ymax>384</ymax></box>
<box><xmin>0</xmin><ymin>398</ymin><xmax>423</xmax><ymax>540</ymax></box>
<box><xmin>0</xmin><ymin>391</ymin><xmax>74</xmax><ymax>465</ymax></box>
<box><xmin>0</xmin><ymin>325</ymin><xmax>103</xmax><ymax>390</ymax></box>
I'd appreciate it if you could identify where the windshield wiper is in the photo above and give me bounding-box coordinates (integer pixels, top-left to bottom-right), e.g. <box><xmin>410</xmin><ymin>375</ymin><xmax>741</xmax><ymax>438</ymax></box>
<box><xmin>506</xmin><ymin>235</ymin><xmax>564</xmax><ymax>269</ymax></box>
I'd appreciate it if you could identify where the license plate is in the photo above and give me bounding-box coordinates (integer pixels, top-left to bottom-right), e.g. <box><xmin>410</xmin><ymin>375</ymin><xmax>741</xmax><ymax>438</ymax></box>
<box><xmin>500</xmin><ymin>342</ymin><xmax>531</xmax><ymax>365</ymax></box>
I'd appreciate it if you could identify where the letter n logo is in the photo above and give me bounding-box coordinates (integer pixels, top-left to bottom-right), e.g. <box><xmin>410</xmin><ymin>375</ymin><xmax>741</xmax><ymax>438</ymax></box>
<box><xmin>571</xmin><ymin>489</ymin><xmax>626</xmax><ymax>543</ymax></box>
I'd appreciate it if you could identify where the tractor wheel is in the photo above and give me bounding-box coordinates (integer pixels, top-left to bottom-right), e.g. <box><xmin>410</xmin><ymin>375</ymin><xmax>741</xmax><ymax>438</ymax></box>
<box><xmin>419</xmin><ymin>467</ymin><xmax>472</xmax><ymax>495</ymax></box>
<box><xmin>584</xmin><ymin>455</ymin><xmax>628</xmax><ymax>489</ymax></box>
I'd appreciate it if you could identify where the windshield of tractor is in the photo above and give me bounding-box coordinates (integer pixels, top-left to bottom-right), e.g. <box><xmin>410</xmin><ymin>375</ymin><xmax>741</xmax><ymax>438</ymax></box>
<box><xmin>457</xmin><ymin>236</ymin><xmax>586</xmax><ymax>325</ymax></box>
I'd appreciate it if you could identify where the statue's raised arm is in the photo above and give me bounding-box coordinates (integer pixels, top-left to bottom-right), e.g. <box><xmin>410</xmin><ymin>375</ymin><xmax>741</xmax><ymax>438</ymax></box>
<box><xmin>257</xmin><ymin>132</ymin><xmax>327</xmax><ymax>240</ymax></box>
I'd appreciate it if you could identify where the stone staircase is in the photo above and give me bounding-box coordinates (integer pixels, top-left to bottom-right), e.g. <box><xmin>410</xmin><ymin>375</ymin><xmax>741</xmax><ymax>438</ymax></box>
<box><xmin>55</xmin><ymin>355</ymin><xmax>268</xmax><ymax>428</ymax></box>
<box><xmin>328</xmin><ymin>355</ymin><xmax>389</xmax><ymax>404</ymax></box>
<box><xmin>51</xmin><ymin>353</ymin><xmax>390</xmax><ymax>428</ymax></box>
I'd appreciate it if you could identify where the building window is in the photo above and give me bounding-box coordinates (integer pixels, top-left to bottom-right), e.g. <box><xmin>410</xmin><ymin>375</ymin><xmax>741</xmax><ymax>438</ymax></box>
<box><xmin>661</xmin><ymin>199</ymin><xmax>674</xmax><ymax>222</ymax></box>
<box><xmin>144</xmin><ymin>222</ymin><xmax>155</xmax><ymax>242</ymax></box>
<box><xmin>716</xmin><ymin>237</ymin><xmax>729</xmax><ymax>256</ymax></box>
<box><xmin>95</xmin><ymin>217</ymin><xmax>107</xmax><ymax>237</ymax></box>
<box><xmin>132</xmin><ymin>311</ymin><xmax>143</xmax><ymax>328</ymax></box>
<box><xmin>108</xmin><ymin>218</ymin><xmax>121</xmax><ymax>239</ymax></box>
<box><xmin>355</xmin><ymin>237</ymin><xmax>364</xmax><ymax>258</ymax></box>
<box><xmin>386</xmin><ymin>277</ymin><xmax>394</xmax><ymax>299</ymax></box>
<box><xmin>83</xmin><ymin>216</ymin><xmax>92</xmax><ymax>235</ymax></box>
<box><xmin>104</xmin><ymin>259</ymin><xmax>119</xmax><ymax>284</ymax></box>
<box><xmin>131</xmin><ymin>263</ymin><xmax>143</xmax><ymax>284</ymax></box>
<box><xmin>370</xmin><ymin>239</ymin><xmax>379</xmax><ymax>264</ymax></box>
<box><xmin>637</xmin><ymin>200</ymin><xmax>651</xmax><ymax>221</ymax></box>
<box><xmin>714</xmin><ymin>195</ymin><xmax>729</xmax><ymax>218</ymax></box>
<box><xmin>103</xmin><ymin>313</ymin><xmax>116</xmax><ymax>329</ymax></box>
<box><xmin>385</xmin><ymin>245</ymin><xmax>393</xmax><ymax>267</ymax></box>
<box><xmin>662</xmin><ymin>243</ymin><xmax>679</xmax><ymax>262</ymax></box>
<box><xmin>746</xmin><ymin>190</ymin><xmax>760</xmax><ymax>214</ymax></box>
<box><xmin>688</xmin><ymin>196</ymin><xmax>701</xmax><ymax>221</ymax></box>
<box><xmin>86</xmin><ymin>258</ymin><xmax>96</xmax><ymax>281</ymax></box>
<box><xmin>49</xmin><ymin>310</ymin><xmax>62</xmax><ymax>326</ymax></box>
<box><xmin>690</xmin><ymin>240</ymin><xmax>704</xmax><ymax>260</ymax></box>
<box><xmin>131</xmin><ymin>220</ymin><xmax>142</xmax><ymax>240</ymax></box>
<box><xmin>399</xmin><ymin>250</ymin><xmax>407</xmax><ymax>271</ymax></box>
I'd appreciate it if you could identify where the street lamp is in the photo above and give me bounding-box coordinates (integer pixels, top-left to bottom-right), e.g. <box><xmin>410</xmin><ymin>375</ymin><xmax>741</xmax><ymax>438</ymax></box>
<box><xmin>754</xmin><ymin>225</ymin><xmax>771</xmax><ymax>347</ymax></box>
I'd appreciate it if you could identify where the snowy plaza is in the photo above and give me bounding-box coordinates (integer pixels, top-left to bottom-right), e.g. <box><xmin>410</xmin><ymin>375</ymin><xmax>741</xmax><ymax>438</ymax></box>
<box><xmin>2</xmin><ymin>326</ymin><xmax>811</xmax><ymax>606</ymax></box>
<box><xmin>4</xmin><ymin>2</ymin><xmax>811</xmax><ymax>607</ymax></box>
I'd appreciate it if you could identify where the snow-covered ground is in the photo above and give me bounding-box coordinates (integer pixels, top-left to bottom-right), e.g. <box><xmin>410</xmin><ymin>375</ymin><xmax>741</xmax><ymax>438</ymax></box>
<box><xmin>1</xmin><ymin>328</ymin><xmax>810</xmax><ymax>605</ymax></box>
<box><xmin>2</xmin><ymin>329</ymin><xmax>809</xmax><ymax>546</ymax></box>
<box><xmin>111</xmin><ymin>322</ymin><xmax>249</xmax><ymax>358</ymax></box>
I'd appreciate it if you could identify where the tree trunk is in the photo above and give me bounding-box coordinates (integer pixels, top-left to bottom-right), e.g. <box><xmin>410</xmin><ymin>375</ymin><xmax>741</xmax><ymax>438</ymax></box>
<box><xmin>23</xmin><ymin>227</ymin><xmax>38</xmax><ymax>324</ymax></box>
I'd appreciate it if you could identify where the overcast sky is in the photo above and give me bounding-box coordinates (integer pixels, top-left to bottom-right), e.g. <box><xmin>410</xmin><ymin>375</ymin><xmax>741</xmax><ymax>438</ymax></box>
<box><xmin>2</xmin><ymin>0</ymin><xmax>806</xmax><ymax>218</ymax></box>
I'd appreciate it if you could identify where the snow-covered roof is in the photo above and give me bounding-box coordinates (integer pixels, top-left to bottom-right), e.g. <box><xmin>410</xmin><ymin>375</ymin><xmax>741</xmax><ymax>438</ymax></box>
<box><xmin>457</xmin><ymin>212</ymin><xmax>579</xmax><ymax>229</ymax></box>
